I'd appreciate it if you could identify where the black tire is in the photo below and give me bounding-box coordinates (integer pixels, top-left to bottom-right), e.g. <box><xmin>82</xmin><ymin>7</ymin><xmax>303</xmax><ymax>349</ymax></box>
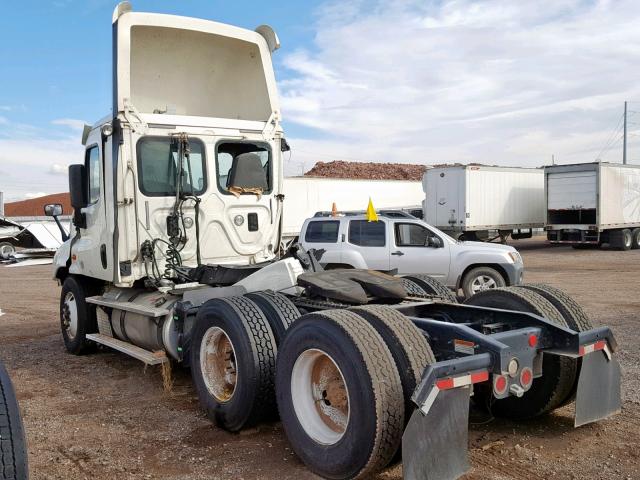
<box><xmin>349</xmin><ymin>305</ymin><xmax>435</xmax><ymax>425</ymax></box>
<box><xmin>610</xmin><ymin>229</ymin><xmax>632</xmax><ymax>250</ymax></box>
<box><xmin>461</xmin><ymin>266</ymin><xmax>506</xmax><ymax>298</ymax></box>
<box><xmin>0</xmin><ymin>362</ymin><xmax>28</xmax><ymax>480</ymax></box>
<box><xmin>631</xmin><ymin>228</ymin><xmax>640</xmax><ymax>250</ymax></box>
<box><xmin>0</xmin><ymin>242</ymin><xmax>15</xmax><ymax>261</ymax></box>
<box><xmin>517</xmin><ymin>283</ymin><xmax>592</xmax><ymax>407</ymax></box>
<box><xmin>190</xmin><ymin>296</ymin><xmax>277</xmax><ymax>431</ymax></box>
<box><xmin>60</xmin><ymin>276</ymin><xmax>98</xmax><ymax>355</ymax></box>
<box><xmin>276</xmin><ymin>309</ymin><xmax>404</xmax><ymax>479</ymax></box>
<box><xmin>401</xmin><ymin>274</ymin><xmax>457</xmax><ymax>303</ymax></box>
<box><xmin>244</xmin><ymin>291</ymin><xmax>300</xmax><ymax>345</ymax></box>
<box><xmin>464</xmin><ymin>287</ymin><xmax>577</xmax><ymax>419</ymax></box>
<box><xmin>517</xmin><ymin>284</ymin><xmax>592</xmax><ymax>332</ymax></box>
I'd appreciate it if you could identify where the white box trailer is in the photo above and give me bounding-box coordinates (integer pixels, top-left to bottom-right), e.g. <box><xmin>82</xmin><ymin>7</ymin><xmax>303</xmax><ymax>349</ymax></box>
<box><xmin>281</xmin><ymin>177</ymin><xmax>424</xmax><ymax>242</ymax></box>
<box><xmin>423</xmin><ymin>165</ymin><xmax>545</xmax><ymax>241</ymax></box>
<box><xmin>545</xmin><ymin>162</ymin><xmax>640</xmax><ymax>249</ymax></box>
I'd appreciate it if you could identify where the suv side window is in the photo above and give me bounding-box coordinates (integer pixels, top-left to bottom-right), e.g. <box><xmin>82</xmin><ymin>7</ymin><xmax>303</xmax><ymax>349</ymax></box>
<box><xmin>395</xmin><ymin>222</ymin><xmax>435</xmax><ymax>247</ymax></box>
<box><xmin>305</xmin><ymin>221</ymin><xmax>340</xmax><ymax>243</ymax></box>
<box><xmin>86</xmin><ymin>145</ymin><xmax>101</xmax><ymax>204</ymax></box>
<box><xmin>349</xmin><ymin>220</ymin><xmax>386</xmax><ymax>247</ymax></box>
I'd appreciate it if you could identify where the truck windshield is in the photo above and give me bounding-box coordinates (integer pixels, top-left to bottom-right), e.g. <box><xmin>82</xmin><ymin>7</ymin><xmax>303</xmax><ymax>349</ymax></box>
<box><xmin>137</xmin><ymin>137</ymin><xmax>206</xmax><ymax>196</ymax></box>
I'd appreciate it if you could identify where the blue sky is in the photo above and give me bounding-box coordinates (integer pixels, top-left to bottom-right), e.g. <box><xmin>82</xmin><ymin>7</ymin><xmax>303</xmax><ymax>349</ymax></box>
<box><xmin>2</xmin><ymin>0</ymin><xmax>640</xmax><ymax>200</ymax></box>
<box><xmin>0</xmin><ymin>0</ymin><xmax>319</xmax><ymax>134</ymax></box>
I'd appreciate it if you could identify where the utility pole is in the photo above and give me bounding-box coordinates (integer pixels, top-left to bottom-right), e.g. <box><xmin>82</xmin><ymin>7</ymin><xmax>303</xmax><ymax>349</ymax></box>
<box><xmin>551</xmin><ymin>154</ymin><xmax>555</xmax><ymax>165</ymax></box>
<box><xmin>623</xmin><ymin>101</ymin><xmax>627</xmax><ymax>165</ymax></box>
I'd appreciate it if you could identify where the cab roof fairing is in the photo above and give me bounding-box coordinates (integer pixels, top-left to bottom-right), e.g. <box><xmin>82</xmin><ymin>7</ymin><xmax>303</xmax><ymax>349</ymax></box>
<box><xmin>111</xmin><ymin>6</ymin><xmax>281</xmax><ymax>125</ymax></box>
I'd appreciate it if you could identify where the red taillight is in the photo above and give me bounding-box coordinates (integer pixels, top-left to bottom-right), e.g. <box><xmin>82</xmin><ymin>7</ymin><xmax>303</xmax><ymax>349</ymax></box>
<box><xmin>528</xmin><ymin>334</ymin><xmax>537</xmax><ymax>348</ymax></box>
<box><xmin>493</xmin><ymin>374</ymin><xmax>508</xmax><ymax>395</ymax></box>
<box><xmin>520</xmin><ymin>367</ymin><xmax>533</xmax><ymax>388</ymax></box>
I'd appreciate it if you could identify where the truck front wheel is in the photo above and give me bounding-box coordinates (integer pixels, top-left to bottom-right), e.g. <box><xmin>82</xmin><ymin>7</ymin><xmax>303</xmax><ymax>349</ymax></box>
<box><xmin>60</xmin><ymin>276</ymin><xmax>98</xmax><ymax>355</ymax></box>
<box><xmin>461</xmin><ymin>266</ymin><xmax>506</xmax><ymax>298</ymax></box>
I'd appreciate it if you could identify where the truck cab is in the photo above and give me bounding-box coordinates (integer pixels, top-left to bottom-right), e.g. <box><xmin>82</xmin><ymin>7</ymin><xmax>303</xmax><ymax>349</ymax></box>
<box><xmin>300</xmin><ymin>212</ymin><xmax>524</xmax><ymax>297</ymax></box>
<box><xmin>52</xmin><ymin>3</ymin><xmax>286</xmax><ymax>288</ymax></box>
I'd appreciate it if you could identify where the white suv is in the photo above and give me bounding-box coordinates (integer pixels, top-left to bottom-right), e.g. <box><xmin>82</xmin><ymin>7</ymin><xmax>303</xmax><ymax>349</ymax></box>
<box><xmin>300</xmin><ymin>212</ymin><xmax>524</xmax><ymax>298</ymax></box>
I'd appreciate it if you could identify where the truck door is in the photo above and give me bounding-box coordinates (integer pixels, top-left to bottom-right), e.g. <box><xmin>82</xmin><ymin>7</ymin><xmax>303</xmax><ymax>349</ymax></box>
<box><xmin>389</xmin><ymin>221</ymin><xmax>450</xmax><ymax>280</ymax></box>
<box><xmin>69</xmin><ymin>134</ymin><xmax>113</xmax><ymax>281</ymax></box>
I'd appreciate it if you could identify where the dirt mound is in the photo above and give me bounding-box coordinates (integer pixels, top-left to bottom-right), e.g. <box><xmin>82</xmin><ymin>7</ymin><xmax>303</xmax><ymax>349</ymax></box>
<box><xmin>304</xmin><ymin>161</ymin><xmax>427</xmax><ymax>181</ymax></box>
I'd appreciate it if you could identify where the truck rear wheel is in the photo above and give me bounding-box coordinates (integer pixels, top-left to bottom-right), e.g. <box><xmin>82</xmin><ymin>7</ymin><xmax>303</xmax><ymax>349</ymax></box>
<box><xmin>190</xmin><ymin>296</ymin><xmax>277</xmax><ymax>431</ymax></box>
<box><xmin>244</xmin><ymin>291</ymin><xmax>300</xmax><ymax>345</ymax></box>
<box><xmin>0</xmin><ymin>362</ymin><xmax>28</xmax><ymax>480</ymax></box>
<box><xmin>349</xmin><ymin>305</ymin><xmax>435</xmax><ymax>425</ymax></box>
<box><xmin>276</xmin><ymin>310</ymin><xmax>404</xmax><ymax>479</ymax></box>
<box><xmin>610</xmin><ymin>229</ymin><xmax>632</xmax><ymax>250</ymax></box>
<box><xmin>631</xmin><ymin>228</ymin><xmax>640</xmax><ymax>249</ymax></box>
<box><xmin>401</xmin><ymin>274</ymin><xmax>457</xmax><ymax>303</ymax></box>
<box><xmin>60</xmin><ymin>276</ymin><xmax>98</xmax><ymax>355</ymax></box>
<box><xmin>464</xmin><ymin>287</ymin><xmax>577</xmax><ymax>419</ymax></box>
<box><xmin>461</xmin><ymin>266</ymin><xmax>506</xmax><ymax>298</ymax></box>
<box><xmin>517</xmin><ymin>284</ymin><xmax>592</xmax><ymax>407</ymax></box>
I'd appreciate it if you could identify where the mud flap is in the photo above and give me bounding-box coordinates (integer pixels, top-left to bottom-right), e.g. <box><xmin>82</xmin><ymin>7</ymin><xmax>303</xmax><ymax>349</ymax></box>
<box><xmin>403</xmin><ymin>387</ymin><xmax>470</xmax><ymax>480</ymax></box>
<box><xmin>575</xmin><ymin>351</ymin><xmax>621</xmax><ymax>427</ymax></box>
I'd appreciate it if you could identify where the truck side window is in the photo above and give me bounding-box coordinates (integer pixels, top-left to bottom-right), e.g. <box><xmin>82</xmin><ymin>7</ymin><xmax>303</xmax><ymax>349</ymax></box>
<box><xmin>137</xmin><ymin>137</ymin><xmax>206</xmax><ymax>196</ymax></box>
<box><xmin>395</xmin><ymin>223</ymin><xmax>431</xmax><ymax>247</ymax></box>
<box><xmin>349</xmin><ymin>220</ymin><xmax>386</xmax><ymax>247</ymax></box>
<box><xmin>86</xmin><ymin>146</ymin><xmax>101</xmax><ymax>204</ymax></box>
<box><xmin>305</xmin><ymin>221</ymin><xmax>340</xmax><ymax>243</ymax></box>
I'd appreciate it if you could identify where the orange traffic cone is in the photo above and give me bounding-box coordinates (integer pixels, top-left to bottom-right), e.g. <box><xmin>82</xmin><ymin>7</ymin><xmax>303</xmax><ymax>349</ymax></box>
<box><xmin>331</xmin><ymin>202</ymin><xmax>338</xmax><ymax>217</ymax></box>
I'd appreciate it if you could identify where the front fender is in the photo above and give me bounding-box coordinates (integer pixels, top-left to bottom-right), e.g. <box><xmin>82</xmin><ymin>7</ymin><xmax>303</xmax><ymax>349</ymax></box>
<box><xmin>452</xmin><ymin>251</ymin><xmax>519</xmax><ymax>285</ymax></box>
<box><xmin>52</xmin><ymin>240</ymin><xmax>71</xmax><ymax>281</ymax></box>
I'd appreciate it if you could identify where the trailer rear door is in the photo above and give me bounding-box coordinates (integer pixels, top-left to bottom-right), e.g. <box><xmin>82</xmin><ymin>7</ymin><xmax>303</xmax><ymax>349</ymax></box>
<box><xmin>547</xmin><ymin>171</ymin><xmax>597</xmax><ymax>210</ymax></box>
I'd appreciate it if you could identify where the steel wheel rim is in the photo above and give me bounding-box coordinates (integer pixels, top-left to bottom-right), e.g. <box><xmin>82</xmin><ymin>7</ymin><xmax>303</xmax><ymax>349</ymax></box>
<box><xmin>0</xmin><ymin>244</ymin><xmax>15</xmax><ymax>259</ymax></box>
<box><xmin>291</xmin><ymin>349</ymin><xmax>350</xmax><ymax>445</ymax></box>
<box><xmin>200</xmin><ymin>327</ymin><xmax>238</xmax><ymax>403</ymax></box>
<box><xmin>62</xmin><ymin>292</ymin><xmax>79</xmax><ymax>339</ymax></box>
<box><xmin>471</xmin><ymin>275</ymin><xmax>497</xmax><ymax>293</ymax></box>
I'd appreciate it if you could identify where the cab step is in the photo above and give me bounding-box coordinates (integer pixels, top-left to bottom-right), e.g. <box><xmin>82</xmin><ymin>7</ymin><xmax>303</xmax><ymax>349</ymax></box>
<box><xmin>86</xmin><ymin>333</ymin><xmax>168</xmax><ymax>365</ymax></box>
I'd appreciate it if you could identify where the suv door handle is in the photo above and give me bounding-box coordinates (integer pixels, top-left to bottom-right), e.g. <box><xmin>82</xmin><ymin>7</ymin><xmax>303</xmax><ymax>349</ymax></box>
<box><xmin>391</xmin><ymin>251</ymin><xmax>404</xmax><ymax>256</ymax></box>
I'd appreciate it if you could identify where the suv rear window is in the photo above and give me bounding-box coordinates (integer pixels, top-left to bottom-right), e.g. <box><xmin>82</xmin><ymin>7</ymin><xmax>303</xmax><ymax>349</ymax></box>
<box><xmin>349</xmin><ymin>220</ymin><xmax>385</xmax><ymax>247</ymax></box>
<box><xmin>304</xmin><ymin>221</ymin><xmax>340</xmax><ymax>243</ymax></box>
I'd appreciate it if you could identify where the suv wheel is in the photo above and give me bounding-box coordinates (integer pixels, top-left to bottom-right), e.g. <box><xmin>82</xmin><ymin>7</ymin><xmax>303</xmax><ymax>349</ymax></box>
<box><xmin>462</xmin><ymin>266</ymin><xmax>506</xmax><ymax>298</ymax></box>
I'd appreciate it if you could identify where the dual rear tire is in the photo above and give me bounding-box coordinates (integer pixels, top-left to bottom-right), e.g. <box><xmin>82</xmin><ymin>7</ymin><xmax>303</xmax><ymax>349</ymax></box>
<box><xmin>465</xmin><ymin>285</ymin><xmax>591</xmax><ymax>419</ymax></box>
<box><xmin>276</xmin><ymin>307</ymin><xmax>434</xmax><ymax>479</ymax></box>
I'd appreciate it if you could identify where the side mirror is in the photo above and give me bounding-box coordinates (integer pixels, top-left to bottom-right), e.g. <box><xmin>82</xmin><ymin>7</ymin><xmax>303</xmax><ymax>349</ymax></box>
<box><xmin>69</xmin><ymin>164</ymin><xmax>87</xmax><ymax>229</ymax></box>
<box><xmin>429</xmin><ymin>237</ymin><xmax>444</xmax><ymax>248</ymax></box>
<box><xmin>43</xmin><ymin>203</ymin><xmax>70</xmax><ymax>242</ymax></box>
<box><xmin>44</xmin><ymin>204</ymin><xmax>63</xmax><ymax>217</ymax></box>
<box><xmin>281</xmin><ymin>137</ymin><xmax>291</xmax><ymax>152</ymax></box>
<box><xmin>69</xmin><ymin>164</ymin><xmax>88</xmax><ymax>210</ymax></box>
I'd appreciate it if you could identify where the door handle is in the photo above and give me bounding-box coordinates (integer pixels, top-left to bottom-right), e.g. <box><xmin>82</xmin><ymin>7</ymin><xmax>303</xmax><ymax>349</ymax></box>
<box><xmin>391</xmin><ymin>251</ymin><xmax>404</xmax><ymax>256</ymax></box>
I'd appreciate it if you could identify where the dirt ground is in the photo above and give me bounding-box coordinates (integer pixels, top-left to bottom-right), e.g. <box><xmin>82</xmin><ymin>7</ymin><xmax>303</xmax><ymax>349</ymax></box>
<box><xmin>0</xmin><ymin>238</ymin><xmax>638</xmax><ymax>480</ymax></box>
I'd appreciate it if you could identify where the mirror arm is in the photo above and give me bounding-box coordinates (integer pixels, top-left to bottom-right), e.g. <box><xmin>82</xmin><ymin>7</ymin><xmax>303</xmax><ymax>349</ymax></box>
<box><xmin>52</xmin><ymin>214</ymin><xmax>69</xmax><ymax>242</ymax></box>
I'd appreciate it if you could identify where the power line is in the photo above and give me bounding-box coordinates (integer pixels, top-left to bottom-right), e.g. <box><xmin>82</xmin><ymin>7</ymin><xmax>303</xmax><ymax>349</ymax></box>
<box><xmin>594</xmin><ymin>112</ymin><xmax>624</xmax><ymax>161</ymax></box>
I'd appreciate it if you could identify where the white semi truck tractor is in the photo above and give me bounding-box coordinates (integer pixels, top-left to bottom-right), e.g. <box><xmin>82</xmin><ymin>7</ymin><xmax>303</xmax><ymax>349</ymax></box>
<box><xmin>46</xmin><ymin>4</ymin><xmax>622</xmax><ymax>479</ymax></box>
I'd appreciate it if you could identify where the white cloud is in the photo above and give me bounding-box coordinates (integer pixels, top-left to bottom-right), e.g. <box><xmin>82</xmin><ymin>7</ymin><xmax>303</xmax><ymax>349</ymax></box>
<box><xmin>281</xmin><ymin>0</ymin><xmax>640</xmax><ymax>174</ymax></box>
<box><xmin>48</xmin><ymin>163</ymin><xmax>68</xmax><ymax>175</ymax></box>
<box><xmin>0</xmin><ymin>119</ymin><xmax>84</xmax><ymax>199</ymax></box>
<box><xmin>51</xmin><ymin>118</ymin><xmax>87</xmax><ymax>131</ymax></box>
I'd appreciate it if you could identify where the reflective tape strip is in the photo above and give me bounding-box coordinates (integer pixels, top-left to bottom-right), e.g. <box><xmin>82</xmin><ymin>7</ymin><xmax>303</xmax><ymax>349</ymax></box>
<box><xmin>436</xmin><ymin>370</ymin><xmax>489</xmax><ymax>390</ymax></box>
<box><xmin>579</xmin><ymin>340</ymin><xmax>607</xmax><ymax>357</ymax></box>
<box><xmin>421</xmin><ymin>370</ymin><xmax>489</xmax><ymax>415</ymax></box>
